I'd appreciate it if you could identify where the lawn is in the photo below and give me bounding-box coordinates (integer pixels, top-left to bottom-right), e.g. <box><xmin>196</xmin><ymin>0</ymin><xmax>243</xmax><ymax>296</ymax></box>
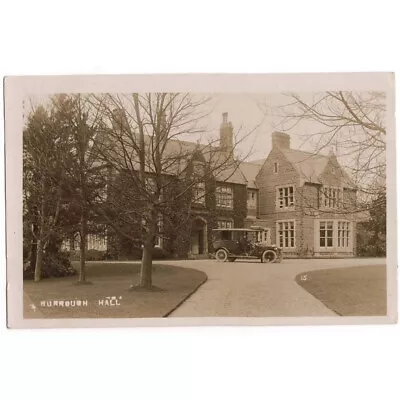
<box><xmin>24</xmin><ymin>262</ymin><xmax>207</xmax><ymax>318</ymax></box>
<box><xmin>295</xmin><ymin>265</ymin><xmax>387</xmax><ymax>316</ymax></box>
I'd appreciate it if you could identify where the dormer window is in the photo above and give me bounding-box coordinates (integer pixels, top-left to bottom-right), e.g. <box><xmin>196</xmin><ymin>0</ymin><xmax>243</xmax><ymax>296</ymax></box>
<box><xmin>274</xmin><ymin>162</ymin><xmax>279</xmax><ymax>173</ymax></box>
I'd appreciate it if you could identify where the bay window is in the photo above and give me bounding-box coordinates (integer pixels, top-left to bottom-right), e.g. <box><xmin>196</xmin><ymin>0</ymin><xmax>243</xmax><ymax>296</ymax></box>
<box><xmin>319</xmin><ymin>221</ymin><xmax>334</xmax><ymax>248</ymax></box>
<box><xmin>317</xmin><ymin>220</ymin><xmax>352</xmax><ymax>251</ymax></box>
<box><xmin>337</xmin><ymin>221</ymin><xmax>351</xmax><ymax>248</ymax></box>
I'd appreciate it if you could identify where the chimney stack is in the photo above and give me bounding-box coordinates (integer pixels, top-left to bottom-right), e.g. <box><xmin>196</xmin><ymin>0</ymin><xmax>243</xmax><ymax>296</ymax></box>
<box><xmin>220</xmin><ymin>112</ymin><xmax>233</xmax><ymax>153</ymax></box>
<box><xmin>272</xmin><ymin>131</ymin><xmax>290</xmax><ymax>149</ymax></box>
<box><xmin>111</xmin><ymin>107</ymin><xmax>131</xmax><ymax>133</ymax></box>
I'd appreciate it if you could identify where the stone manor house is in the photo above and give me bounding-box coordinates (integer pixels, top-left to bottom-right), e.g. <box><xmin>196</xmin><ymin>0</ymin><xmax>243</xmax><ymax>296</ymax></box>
<box><xmin>71</xmin><ymin>113</ymin><xmax>360</xmax><ymax>259</ymax></box>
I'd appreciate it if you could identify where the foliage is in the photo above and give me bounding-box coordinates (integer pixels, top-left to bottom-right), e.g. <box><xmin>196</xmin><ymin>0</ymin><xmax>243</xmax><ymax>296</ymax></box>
<box><xmin>23</xmin><ymin>95</ymin><xmax>107</xmax><ymax>280</ymax></box>
<box><xmin>356</xmin><ymin>192</ymin><xmax>386</xmax><ymax>257</ymax></box>
<box><xmin>68</xmin><ymin>249</ymin><xmax>107</xmax><ymax>261</ymax></box>
<box><xmin>24</xmin><ymin>251</ymin><xmax>76</xmax><ymax>280</ymax></box>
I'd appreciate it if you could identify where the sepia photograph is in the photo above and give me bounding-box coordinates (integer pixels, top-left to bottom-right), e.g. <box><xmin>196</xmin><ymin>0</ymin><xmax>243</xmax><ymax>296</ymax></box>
<box><xmin>5</xmin><ymin>73</ymin><xmax>397</xmax><ymax>327</ymax></box>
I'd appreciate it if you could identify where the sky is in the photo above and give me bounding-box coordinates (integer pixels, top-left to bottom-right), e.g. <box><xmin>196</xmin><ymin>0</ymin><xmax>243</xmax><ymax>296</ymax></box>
<box><xmin>25</xmin><ymin>91</ymin><xmax>386</xmax><ymax>186</ymax></box>
<box><xmin>192</xmin><ymin>93</ymin><xmax>335</xmax><ymax>162</ymax></box>
<box><xmin>26</xmin><ymin>92</ymin><xmax>315</xmax><ymax>163</ymax></box>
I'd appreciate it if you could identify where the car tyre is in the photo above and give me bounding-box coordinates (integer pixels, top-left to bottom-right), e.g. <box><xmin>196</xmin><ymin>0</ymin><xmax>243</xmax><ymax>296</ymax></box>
<box><xmin>261</xmin><ymin>250</ymin><xmax>277</xmax><ymax>263</ymax></box>
<box><xmin>216</xmin><ymin>248</ymin><xmax>228</xmax><ymax>262</ymax></box>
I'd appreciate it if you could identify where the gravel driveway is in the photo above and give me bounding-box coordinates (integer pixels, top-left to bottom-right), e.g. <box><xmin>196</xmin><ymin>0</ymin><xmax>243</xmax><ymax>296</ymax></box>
<box><xmin>164</xmin><ymin>258</ymin><xmax>385</xmax><ymax>317</ymax></box>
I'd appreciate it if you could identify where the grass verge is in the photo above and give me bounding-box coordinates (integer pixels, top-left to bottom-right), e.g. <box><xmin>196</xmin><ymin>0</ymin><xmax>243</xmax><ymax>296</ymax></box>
<box><xmin>24</xmin><ymin>262</ymin><xmax>207</xmax><ymax>318</ymax></box>
<box><xmin>295</xmin><ymin>265</ymin><xmax>386</xmax><ymax>316</ymax></box>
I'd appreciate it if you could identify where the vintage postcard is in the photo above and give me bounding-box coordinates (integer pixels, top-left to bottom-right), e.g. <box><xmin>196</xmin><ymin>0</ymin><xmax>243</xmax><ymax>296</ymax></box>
<box><xmin>4</xmin><ymin>73</ymin><xmax>397</xmax><ymax>328</ymax></box>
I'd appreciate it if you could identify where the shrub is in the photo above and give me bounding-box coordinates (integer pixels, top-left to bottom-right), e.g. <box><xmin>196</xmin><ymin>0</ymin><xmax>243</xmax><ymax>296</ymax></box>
<box><xmin>85</xmin><ymin>249</ymin><xmax>106</xmax><ymax>261</ymax></box>
<box><xmin>114</xmin><ymin>246</ymin><xmax>172</xmax><ymax>261</ymax></box>
<box><xmin>153</xmin><ymin>247</ymin><xmax>171</xmax><ymax>260</ymax></box>
<box><xmin>23</xmin><ymin>251</ymin><xmax>77</xmax><ymax>280</ymax></box>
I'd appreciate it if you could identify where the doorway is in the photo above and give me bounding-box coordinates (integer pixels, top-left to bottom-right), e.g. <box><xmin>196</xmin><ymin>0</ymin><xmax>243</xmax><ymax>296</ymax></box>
<box><xmin>190</xmin><ymin>217</ymin><xmax>208</xmax><ymax>256</ymax></box>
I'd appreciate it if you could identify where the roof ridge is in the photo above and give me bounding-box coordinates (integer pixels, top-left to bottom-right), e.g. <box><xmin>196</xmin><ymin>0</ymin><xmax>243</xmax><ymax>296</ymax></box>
<box><xmin>283</xmin><ymin>148</ymin><xmax>327</xmax><ymax>158</ymax></box>
<box><xmin>242</xmin><ymin>160</ymin><xmax>264</xmax><ymax>165</ymax></box>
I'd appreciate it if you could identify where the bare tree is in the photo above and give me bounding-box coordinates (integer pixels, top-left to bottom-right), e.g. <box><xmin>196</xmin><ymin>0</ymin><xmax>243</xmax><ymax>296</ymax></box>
<box><xmin>91</xmin><ymin>93</ymin><xmax>255</xmax><ymax>290</ymax></box>
<box><xmin>57</xmin><ymin>94</ymin><xmax>106</xmax><ymax>284</ymax></box>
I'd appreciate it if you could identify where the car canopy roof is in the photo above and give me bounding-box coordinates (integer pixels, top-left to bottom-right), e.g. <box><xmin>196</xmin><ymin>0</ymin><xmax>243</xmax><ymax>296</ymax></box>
<box><xmin>212</xmin><ymin>227</ymin><xmax>267</xmax><ymax>232</ymax></box>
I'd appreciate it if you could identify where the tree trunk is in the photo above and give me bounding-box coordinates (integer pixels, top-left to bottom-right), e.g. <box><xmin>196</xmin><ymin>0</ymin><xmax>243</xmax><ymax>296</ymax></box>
<box><xmin>34</xmin><ymin>179</ymin><xmax>46</xmax><ymax>282</ymax></box>
<box><xmin>139</xmin><ymin>241</ymin><xmax>153</xmax><ymax>288</ymax></box>
<box><xmin>78</xmin><ymin>215</ymin><xmax>87</xmax><ymax>282</ymax></box>
<box><xmin>29</xmin><ymin>237</ymin><xmax>38</xmax><ymax>271</ymax></box>
<box><xmin>29</xmin><ymin>208</ymin><xmax>39</xmax><ymax>270</ymax></box>
<box><xmin>34</xmin><ymin>238</ymin><xmax>43</xmax><ymax>282</ymax></box>
<box><xmin>137</xmin><ymin>211</ymin><xmax>156</xmax><ymax>289</ymax></box>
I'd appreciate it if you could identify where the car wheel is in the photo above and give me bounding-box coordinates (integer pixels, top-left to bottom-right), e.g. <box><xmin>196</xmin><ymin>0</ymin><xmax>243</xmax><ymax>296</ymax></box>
<box><xmin>216</xmin><ymin>248</ymin><xmax>228</xmax><ymax>262</ymax></box>
<box><xmin>261</xmin><ymin>250</ymin><xmax>277</xmax><ymax>263</ymax></box>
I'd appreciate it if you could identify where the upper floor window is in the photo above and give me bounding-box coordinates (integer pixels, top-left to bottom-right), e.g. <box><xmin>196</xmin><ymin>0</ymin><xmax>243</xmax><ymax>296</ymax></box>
<box><xmin>321</xmin><ymin>186</ymin><xmax>343</xmax><ymax>208</ymax></box>
<box><xmin>247</xmin><ymin>190</ymin><xmax>257</xmax><ymax>209</ymax></box>
<box><xmin>216</xmin><ymin>185</ymin><xmax>233</xmax><ymax>208</ymax></box>
<box><xmin>192</xmin><ymin>160</ymin><xmax>205</xmax><ymax>177</ymax></box>
<box><xmin>276</xmin><ymin>186</ymin><xmax>295</xmax><ymax>209</ymax></box>
<box><xmin>193</xmin><ymin>182</ymin><xmax>206</xmax><ymax>205</ymax></box>
<box><xmin>274</xmin><ymin>162</ymin><xmax>279</xmax><ymax>173</ymax></box>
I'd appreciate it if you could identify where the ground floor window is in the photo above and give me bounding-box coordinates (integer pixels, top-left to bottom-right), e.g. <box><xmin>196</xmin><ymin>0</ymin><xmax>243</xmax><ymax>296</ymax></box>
<box><xmin>337</xmin><ymin>221</ymin><xmax>351</xmax><ymax>248</ymax></box>
<box><xmin>218</xmin><ymin>219</ymin><xmax>233</xmax><ymax>229</ymax></box>
<box><xmin>87</xmin><ymin>234</ymin><xmax>107</xmax><ymax>251</ymax></box>
<box><xmin>277</xmin><ymin>220</ymin><xmax>295</xmax><ymax>248</ymax></box>
<box><xmin>319</xmin><ymin>221</ymin><xmax>333</xmax><ymax>248</ymax></box>
<box><xmin>155</xmin><ymin>215</ymin><xmax>163</xmax><ymax>248</ymax></box>
<box><xmin>318</xmin><ymin>220</ymin><xmax>352</xmax><ymax>250</ymax></box>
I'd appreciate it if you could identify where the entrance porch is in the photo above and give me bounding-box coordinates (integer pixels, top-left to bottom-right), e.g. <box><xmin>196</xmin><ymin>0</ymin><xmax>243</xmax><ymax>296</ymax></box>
<box><xmin>188</xmin><ymin>217</ymin><xmax>208</xmax><ymax>259</ymax></box>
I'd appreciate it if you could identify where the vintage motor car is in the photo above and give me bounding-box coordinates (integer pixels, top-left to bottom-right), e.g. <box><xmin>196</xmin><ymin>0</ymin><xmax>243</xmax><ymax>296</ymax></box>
<box><xmin>211</xmin><ymin>226</ymin><xmax>282</xmax><ymax>263</ymax></box>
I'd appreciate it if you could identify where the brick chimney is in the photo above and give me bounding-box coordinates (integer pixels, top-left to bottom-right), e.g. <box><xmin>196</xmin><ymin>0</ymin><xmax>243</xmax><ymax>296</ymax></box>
<box><xmin>272</xmin><ymin>131</ymin><xmax>290</xmax><ymax>149</ymax></box>
<box><xmin>220</xmin><ymin>112</ymin><xmax>233</xmax><ymax>153</ymax></box>
<box><xmin>111</xmin><ymin>107</ymin><xmax>131</xmax><ymax>133</ymax></box>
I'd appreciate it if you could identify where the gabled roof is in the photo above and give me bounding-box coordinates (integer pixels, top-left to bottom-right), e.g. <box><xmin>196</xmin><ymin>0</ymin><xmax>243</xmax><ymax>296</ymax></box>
<box><xmin>239</xmin><ymin>162</ymin><xmax>262</xmax><ymax>189</ymax></box>
<box><xmin>247</xmin><ymin>158</ymin><xmax>266</xmax><ymax>166</ymax></box>
<box><xmin>215</xmin><ymin>165</ymin><xmax>248</xmax><ymax>185</ymax></box>
<box><xmin>249</xmin><ymin>147</ymin><xmax>355</xmax><ymax>188</ymax></box>
<box><xmin>281</xmin><ymin>148</ymin><xmax>328</xmax><ymax>185</ymax></box>
<box><xmin>104</xmin><ymin>132</ymin><xmax>248</xmax><ymax>185</ymax></box>
<box><xmin>280</xmin><ymin>148</ymin><xmax>354</xmax><ymax>187</ymax></box>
